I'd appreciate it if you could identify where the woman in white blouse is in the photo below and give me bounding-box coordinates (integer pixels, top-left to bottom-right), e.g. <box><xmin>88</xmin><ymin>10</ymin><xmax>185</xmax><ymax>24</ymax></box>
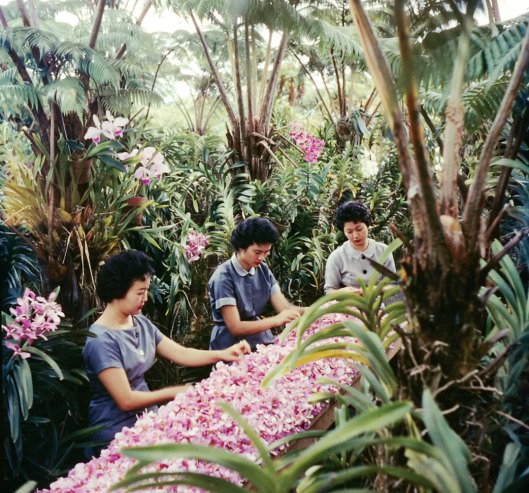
<box><xmin>324</xmin><ymin>201</ymin><xmax>396</xmax><ymax>294</ymax></box>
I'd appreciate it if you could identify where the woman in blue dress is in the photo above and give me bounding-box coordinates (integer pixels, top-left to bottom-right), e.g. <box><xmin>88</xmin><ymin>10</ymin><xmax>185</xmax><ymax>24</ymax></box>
<box><xmin>208</xmin><ymin>217</ymin><xmax>306</xmax><ymax>351</ymax></box>
<box><xmin>83</xmin><ymin>250</ymin><xmax>250</xmax><ymax>454</ymax></box>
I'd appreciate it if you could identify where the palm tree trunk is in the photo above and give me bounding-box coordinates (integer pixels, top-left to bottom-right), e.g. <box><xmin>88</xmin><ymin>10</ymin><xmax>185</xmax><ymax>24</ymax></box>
<box><xmin>233</xmin><ymin>19</ymin><xmax>247</xmax><ymax>159</ymax></box>
<box><xmin>189</xmin><ymin>12</ymin><xmax>238</xmax><ymax>130</ymax></box>
<box><xmin>88</xmin><ymin>0</ymin><xmax>107</xmax><ymax>49</ymax></box>
<box><xmin>259</xmin><ymin>32</ymin><xmax>289</xmax><ymax>136</ymax></box>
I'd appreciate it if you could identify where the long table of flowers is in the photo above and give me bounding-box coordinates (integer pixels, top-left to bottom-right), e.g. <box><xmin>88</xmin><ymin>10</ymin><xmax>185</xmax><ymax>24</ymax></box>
<box><xmin>42</xmin><ymin>312</ymin><xmax>367</xmax><ymax>492</ymax></box>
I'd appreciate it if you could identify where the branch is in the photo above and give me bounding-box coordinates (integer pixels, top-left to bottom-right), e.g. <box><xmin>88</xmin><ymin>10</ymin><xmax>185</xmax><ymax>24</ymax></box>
<box><xmin>439</xmin><ymin>12</ymin><xmax>471</xmax><ymax>216</ymax></box>
<box><xmin>116</xmin><ymin>0</ymin><xmax>152</xmax><ymax>60</ymax></box>
<box><xmin>88</xmin><ymin>0</ymin><xmax>107</xmax><ymax>49</ymax></box>
<box><xmin>232</xmin><ymin>19</ymin><xmax>246</xmax><ymax>151</ymax></box>
<box><xmin>347</xmin><ymin>0</ymin><xmax>415</xmax><ymax>197</ymax></box>
<box><xmin>259</xmin><ymin>32</ymin><xmax>289</xmax><ymax>136</ymax></box>
<box><xmin>145</xmin><ymin>47</ymin><xmax>175</xmax><ymax>119</ymax></box>
<box><xmin>462</xmin><ymin>27</ymin><xmax>529</xmax><ymax>251</ymax></box>
<box><xmin>190</xmin><ymin>12</ymin><xmax>237</xmax><ymax>129</ymax></box>
<box><xmin>489</xmin><ymin>105</ymin><xmax>529</xmax><ymax>227</ymax></box>
<box><xmin>395</xmin><ymin>0</ymin><xmax>451</xmax><ymax>266</ymax></box>
<box><xmin>290</xmin><ymin>49</ymin><xmax>336</xmax><ymax>130</ymax></box>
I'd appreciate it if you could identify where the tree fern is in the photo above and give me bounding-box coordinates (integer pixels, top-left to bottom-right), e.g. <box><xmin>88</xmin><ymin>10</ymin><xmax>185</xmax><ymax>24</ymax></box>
<box><xmin>40</xmin><ymin>77</ymin><xmax>88</xmax><ymax>120</ymax></box>
<box><xmin>0</xmin><ymin>84</ymin><xmax>41</xmax><ymax>114</ymax></box>
<box><xmin>467</xmin><ymin>14</ymin><xmax>529</xmax><ymax>81</ymax></box>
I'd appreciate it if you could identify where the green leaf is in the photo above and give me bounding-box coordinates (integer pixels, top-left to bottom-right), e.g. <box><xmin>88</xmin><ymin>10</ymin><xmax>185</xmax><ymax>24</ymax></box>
<box><xmin>24</xmin><ymin>346</ymin><xmax>64</xmax><ymax>380</ymax></box>
<box><xmin>119</xmin><ymin>443</ymin><xmax>271</xmax><ymax>492</ymax></box>
<box><xmin>421</xmin><ymin>390</ymin><xmax>475</xmax><ymax>493</ymax></box>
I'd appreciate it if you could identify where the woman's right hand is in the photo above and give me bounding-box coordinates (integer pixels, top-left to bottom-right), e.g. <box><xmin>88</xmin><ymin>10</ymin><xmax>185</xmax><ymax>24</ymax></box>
<box><xmin>274</xmin><ymin>309</ymin><xmax>300</xmax><ymax>327</ymax></box>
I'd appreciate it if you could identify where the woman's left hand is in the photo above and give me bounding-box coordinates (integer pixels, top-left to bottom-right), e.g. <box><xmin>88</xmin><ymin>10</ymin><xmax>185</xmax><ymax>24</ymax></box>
<box><xmin>221</xmin><ymin>340</ymin><xmax>251</xmax><ymax>361</ymax></box>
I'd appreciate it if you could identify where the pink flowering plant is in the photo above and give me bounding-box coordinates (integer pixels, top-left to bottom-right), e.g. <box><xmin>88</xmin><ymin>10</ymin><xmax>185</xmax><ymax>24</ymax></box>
<box><xmin>83</xmin><ymin>112</ymin><xmax>169</xmax><ymax>193</ymax></box>
<box><xmin>2</xmin><ymin>287</ymin><xmax>92</xmax><ymax>483</ymax></box>
<box><xmin>289</xmin><ymin>123</ymin><xmax>325</xmax><ymax>163</ymax></box>
<box><xmin>182</xmin><ymin>230</ymin><xmax>210</xmax><ymax>263</ymax></box>
<box><xmin>2</xmin><ymin>288</ymin><xmax>64</xmax><ymax>357</ymax></box>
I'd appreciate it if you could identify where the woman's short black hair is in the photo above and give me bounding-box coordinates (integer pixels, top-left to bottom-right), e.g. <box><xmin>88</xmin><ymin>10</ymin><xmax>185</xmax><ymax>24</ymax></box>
<box><xmin>336</xmin><ymin>201</ymin><xmax>372</xmax><ymax>230</ymax></box>
<box><xmin>231</xmin><ymin>217</ymin><xmax>279</xmax><ymax>250</ymax></box>
<box><xmin>96</xmin><ymin>250</ymin><xmax>155</xmax><ymax>303</ymax></box>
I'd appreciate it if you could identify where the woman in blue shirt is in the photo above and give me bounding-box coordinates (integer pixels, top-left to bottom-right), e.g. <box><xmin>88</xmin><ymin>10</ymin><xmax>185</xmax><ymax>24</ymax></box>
<box><xmin>83</xmin><ymin>250</ymin><xmax>250</xmax><ymax>453</ymax></box>
<box><xmin>209</xmin><ymin>217</ymin><xmax>306</xmax><ymax>351</ymax></box>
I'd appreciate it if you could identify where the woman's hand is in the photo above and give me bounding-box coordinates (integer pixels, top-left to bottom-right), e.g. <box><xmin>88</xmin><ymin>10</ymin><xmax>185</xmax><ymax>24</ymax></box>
<box><xmin>273</xmin><ymin>308</ymin><xmax>300</xmax><ymax>327</ymax></box>
<box><xmin>339</xmin><ymin>286</ymin><xmax>363</xmax><ymax>296</ymax></box>
<box><xmin>219</xmin><ymin>340</ymin><xmax>251</xmax><ymax>362</ymax></box>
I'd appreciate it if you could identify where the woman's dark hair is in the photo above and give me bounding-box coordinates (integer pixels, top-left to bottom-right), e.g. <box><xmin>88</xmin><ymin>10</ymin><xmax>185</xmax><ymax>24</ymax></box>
<box><xmin>231</xmin><ymin>217</ymin><xmax>279</xmax><ymax>250</ymax></box>
<box><xmin>96</xmin><ymin>250</ymin><xmax>156</xmax><ymax>303</ymax></box>
<box><xmin>336</xmin><ymin>201</ymin><xmax>372</xmax><ymax>230</ymax></box>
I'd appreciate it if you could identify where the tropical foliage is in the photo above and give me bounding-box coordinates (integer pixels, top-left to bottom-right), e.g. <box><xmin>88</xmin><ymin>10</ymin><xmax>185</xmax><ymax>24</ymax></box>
<box><xmin>1</xmin><ymin>0</ymin><xmax>529</xmax><ymax>491</ymax></box>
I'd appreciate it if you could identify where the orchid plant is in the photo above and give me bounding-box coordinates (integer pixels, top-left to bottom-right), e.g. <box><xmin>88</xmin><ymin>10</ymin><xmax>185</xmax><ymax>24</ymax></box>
<box><xmin>182</xmin><ymin>230</ymin><xmax>209</xmax><ymax>263</ymax></box>
<box><xmin>84</xmin><ymin>112</ymin><xmax>170</xmax><ymax>193</ymax></box>
<box><xmin>289</xmin><ymin>123</ymin><xmax>325</xmax><ymax>163</ymax></box>
<box><xmin>2</xmin><ymin>288</ymin><xmax>65</xmax><ymax>360</ymax></box>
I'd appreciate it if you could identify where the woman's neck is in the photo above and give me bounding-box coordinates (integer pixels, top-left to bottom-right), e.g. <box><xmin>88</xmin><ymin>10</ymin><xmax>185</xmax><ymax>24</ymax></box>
<box><xmin>96</xmin><ymin>305</ymin><xmax>134</xmax><ymax>330</ymax></box>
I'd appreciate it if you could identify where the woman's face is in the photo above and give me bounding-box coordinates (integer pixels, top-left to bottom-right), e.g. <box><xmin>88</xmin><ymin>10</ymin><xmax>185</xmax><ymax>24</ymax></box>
<box><xmin>237</xmin><ymin>243</ymin><xmax>272</xmax><ymax>270</ymax></box>
<box><xmin>343</xmin><ymin>221</ymin><xmax>369</xmax><ymax>251</ymax></box>
<box><xmin>116</xmin><ymin>277</ymin><xmax>151</xmax><ymax>315</ymax></box>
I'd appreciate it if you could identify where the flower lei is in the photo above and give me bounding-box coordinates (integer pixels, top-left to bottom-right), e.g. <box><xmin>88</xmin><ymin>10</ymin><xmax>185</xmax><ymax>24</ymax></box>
<box><xmin>42</xmin><ymin>313</ymin><xmax>359</xmax><ymax>493</ymax></box>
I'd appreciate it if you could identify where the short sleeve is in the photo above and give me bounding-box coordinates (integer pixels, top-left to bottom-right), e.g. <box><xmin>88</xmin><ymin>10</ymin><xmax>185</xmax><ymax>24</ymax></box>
<box><xmin>211</xmin><ymin>270</ymin><xmax>237</xmax><ymax>309</ymax></box>
<box><xmin>83</xmin><ymin>334</ymin><xmax>123</xmax><ymax>375</ymax></box>
<box><xmin>324</xmin><ymin>250</ymin><xmax>341</xmax><ymax>293</ymax></box>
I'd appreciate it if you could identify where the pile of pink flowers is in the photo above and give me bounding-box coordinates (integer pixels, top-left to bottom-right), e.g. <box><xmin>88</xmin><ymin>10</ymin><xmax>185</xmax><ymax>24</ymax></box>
<box><xmin>182</xmin><ymin>231</ymin><xmax>209</xmax><ymax>263</ymax></box>
<box><xmin>42</xmin><ymin>313</ymin><xmax>360</xmax><ymax>492</ymax></box>
<box><xmin>2</xmin><ymin>288</ymin><xmax>65</xmax><ymax>359</ymax></box>
<box><xmin>289</xmin><ymin>123</ymin><xmax>325</xmax><ymax>163</ymax></box>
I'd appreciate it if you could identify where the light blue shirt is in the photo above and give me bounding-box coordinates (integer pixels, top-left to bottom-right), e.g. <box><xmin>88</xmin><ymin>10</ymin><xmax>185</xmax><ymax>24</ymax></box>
<box><xmin>208</xmin><ymin>254</ymin><xmax>280</xmax><ymax>350</ymax></box>
<box><xmin>324</xmin><ymin>239</ymin><xmax>396</xmax><ymax>293</ymax></box>
<box><xmin>83</xmin><ymin>314</ymin><xmax>163</xmax><ymax>443</ymax></box>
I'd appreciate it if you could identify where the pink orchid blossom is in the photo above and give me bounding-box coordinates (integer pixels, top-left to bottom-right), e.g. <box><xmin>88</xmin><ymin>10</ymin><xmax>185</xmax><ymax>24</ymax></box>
<box><xmin>2</xmin><ymin>288</ymin><xmax>64</xmax><ymax>352</ymax></box>
<box><xmin>41</xmin><ymin>312</ymin><xmax>363</xmax><ymax>493</ymax></box>
<box><xmin>289</xmin><ymin>123</ymin><xmax>325</xmax><ymax>163</ymax></box>
<box><xmin>5</xmin><ymin>341</ymin><xmax>31</xmax><ymax>359</ymax></box>
<box><xmin>182</xmin><ymin>231</ymin><xmax>209</xmax><ymax>263</ymax></box>
<box><xmin>84</xmin><ymin>112</ymin><xmax>129</xmax><ymax>143</ymax></box>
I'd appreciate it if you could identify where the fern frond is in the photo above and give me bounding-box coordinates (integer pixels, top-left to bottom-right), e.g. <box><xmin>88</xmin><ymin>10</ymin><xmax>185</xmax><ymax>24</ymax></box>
<box><xmin>462</xmin><ymin>78</ymin><xmax>510</xmax><ymax>132</ymax></box>
<box><xmin>0</xmin><ymin>68</ymin><xmax>20</xmax><ymax>84</ymax></box>
<box><xmin>79</xmin><ymin>51</ymin><xmax>121</xmax><ymax>88</ymax></box>
<box><xmin>101</xmin><ymin>88</ymin><xmax>163</xmax><ymax>115</ymax></box>
<box><xmin>467</xmin><ymin>15</ymin><xmax>529</xmax><ymax>81</ymax></box>
<box><xmin>40</xmin><ymin>77</ymin><xmax>88</xmax><ymax>120</ymax></box>
<box><xmin>0</xmin><ymin>83</ymin><xmax>42</xmax><ymax>112</ymax></box>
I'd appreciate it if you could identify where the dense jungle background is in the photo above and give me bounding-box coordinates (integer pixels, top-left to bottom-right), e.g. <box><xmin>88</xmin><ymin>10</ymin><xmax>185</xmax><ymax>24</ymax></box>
<box><xmin>1</xmin><ymin>0</ymin><xmax>528</xmax><ymax>492</ymax></box>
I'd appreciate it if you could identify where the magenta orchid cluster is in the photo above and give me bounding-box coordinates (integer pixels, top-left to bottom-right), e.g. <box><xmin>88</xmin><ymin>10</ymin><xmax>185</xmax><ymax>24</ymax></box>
<box><xmin>2</xmin><ymin>288</ymin><xmax>65</xmax><ymax>360</ymax></box>
<box><xmin>182</xmin><ymin>230</ymin><xmax>209</xmax><ymax>263</ymax></box>
<box><xmin>84</xmin><ymin>111</ymin><xmax>129</xmax><ymax>144</ymax></box>
<box><xmin>42</xmin><ymin>312</ymin><xmax>360</xmax><ymax>493</ymax></box>
<box><xmin>117</xmin><ymin>147</ymin><xmax>170</xmax><ymax>185</ymax></box>
<box><xmin>289</xmin><ymin>123</ymin><xmax>325</xmax><ymax>163</ymax></box>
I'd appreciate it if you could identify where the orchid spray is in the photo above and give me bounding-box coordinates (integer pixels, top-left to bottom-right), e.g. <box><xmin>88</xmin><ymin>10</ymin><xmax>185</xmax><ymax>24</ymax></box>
<box><xmin>2</xmin><ymin>288</ymin><xmax>65</xmax><ymax>359</ymax></box>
